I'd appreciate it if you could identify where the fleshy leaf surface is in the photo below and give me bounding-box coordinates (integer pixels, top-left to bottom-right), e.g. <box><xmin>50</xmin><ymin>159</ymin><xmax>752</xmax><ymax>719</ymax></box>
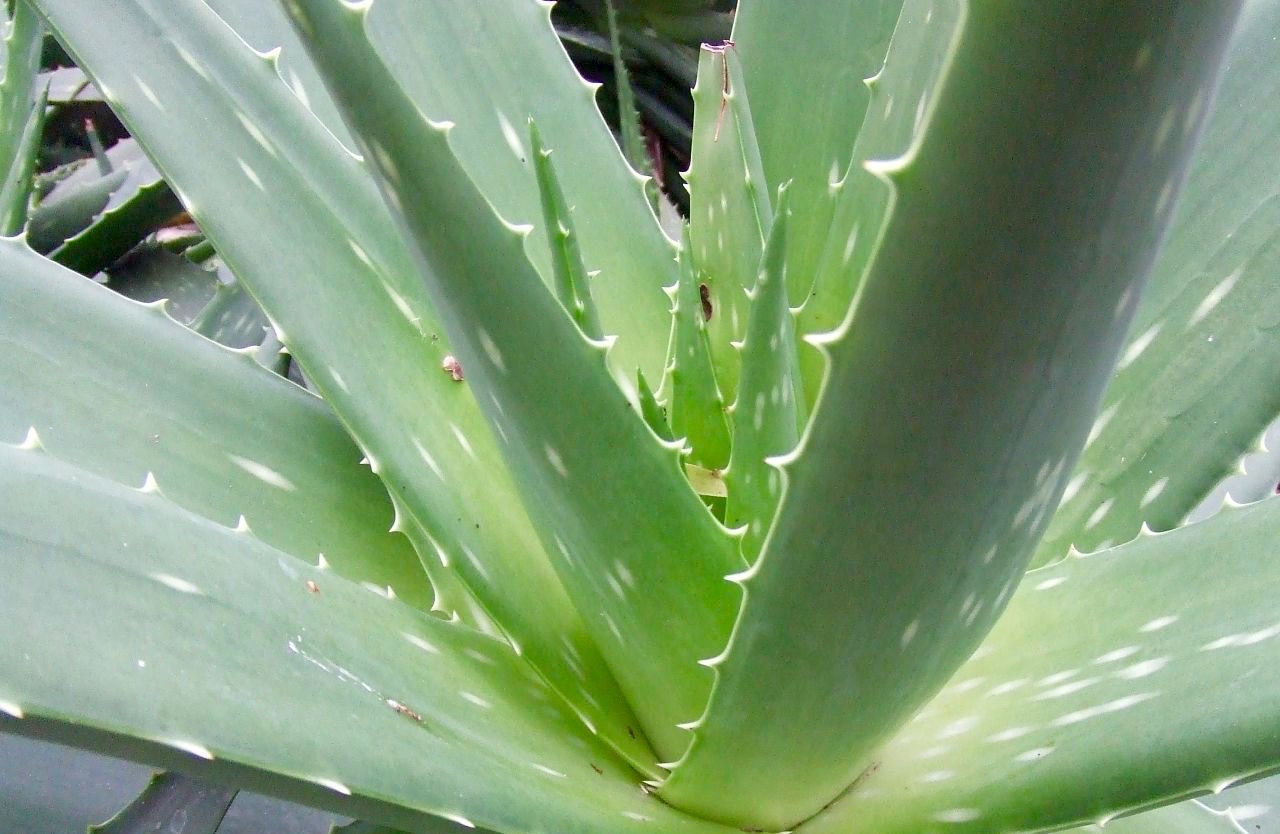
<box><xmin>660</xmin><ymin>2</ymin><xmax>1244</xmax><ymax>827</ymax></box>
<box><xmin>0</xmin><ymin>445</ymin><xmax>731</xmax><ymax>834</ymax></box>
<box><xmin>0</xmin><ymin>238</ymin><xmax>433</xmax><ymax>611</ymax></box>
<box><xmin>802</xmin><ymin>498</ymin><xmax>1280</xmax><ymax>834</ymax></box>
<box><xmin>723</xmin><ymin>186</ymin><xmax>803</xmax><ymax>560</ymax></box>
<box><xmin>686</xmin><ymin>43</ymin><xmax>771</xmax><ymax>402</ymax></box>
<box><xmin>282</xmin><ymin>0</ymin><xmax>742</xmax><ymax>762</ymax></box>
<box><xmin>31</xmin><ymin>0</ymin><xmax>651</xmax><ymax>767</ymax></box>
<box><xmin>730</xmin><ymin>0</ymin><xmax>903</xmax><ymax>304</ymax></box>
<box><xmin>0</xmin><ymin>0</ymin><xmax>43</xmax><ymax>235</ymax></box>
<box><xmin>362</xmin><ymin>0</ymin><xmax>678</xmax><ymax>381</ymax></box>
<box><xmin>667</xmin><ymin>226</ymin><xmax>733</xmax><ymax>470</ymax></box>
<box><xmin>1036</xmin><ymin>0</ymin><xmax>1280</xmax><ymax>564</ymax></box>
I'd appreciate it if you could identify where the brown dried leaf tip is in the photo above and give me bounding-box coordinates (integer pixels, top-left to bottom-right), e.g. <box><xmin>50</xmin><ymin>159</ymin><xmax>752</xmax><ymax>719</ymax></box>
<box><xmin>441</xmin><ymin>354</ymin><xmax>464</xmax><ymax>382</ymax></box>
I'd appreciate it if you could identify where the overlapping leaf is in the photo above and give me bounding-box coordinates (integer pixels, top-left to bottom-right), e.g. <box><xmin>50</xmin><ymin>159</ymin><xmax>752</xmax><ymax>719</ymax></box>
<box><xmin>730</xmin><ymin>0</ymin><xmax>903</xmax><ymax>305</ymax></box>
<box><xmin>661</xmin><ymin>3</ymin><xmax>1244</xmax><ymax>828</ymax></box>
<box><xmin>0</xmin><ymin>238</ymin><xmax>433</xmax><ymax>610</ymax></box>
<box><xmin>1036</xmin><ymin>0</ymin><xmax>1280</xmax><ymax>564</ymax></box>
<box><xmin>361</xmin><ymin>0</ymin><xmax>679</xmax><ymax>381</ymax></box>
<box><xmin>0</xmin><ymin>445</ymin><xmax>731</xmax><ymax>834</ymax></box>
<box><xmin>281</xmin><ymin>0</ymin><xmax>741</xmax><ymax>762</ymax></box>
<box><xmin>0</xmin><ymin>0</ymin><xmax>43</xmax><ymax>235</ymax></box>
<box><xmin>31</xmin><ymin>0</ymin><xmax>652</xmax><ymax>768</ymax></box>
<box><xmin>686</xmin><ymin>43</ymin><xmax>771</xmax><ymax>402</ymax></box>
<box><xmin>802</xmin><ymin>498</ymin><xmax>1280</xmax><ymax>834</ymax></box>
<box><xmin>723</xmin><ymin>186</ymin><xmax>804</xmax><ymax>560</ymax></box>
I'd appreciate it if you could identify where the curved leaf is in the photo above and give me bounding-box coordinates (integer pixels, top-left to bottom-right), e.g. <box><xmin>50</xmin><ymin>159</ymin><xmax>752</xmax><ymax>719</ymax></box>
<box><xmin>802</xmin><ymin>497</ymin><xmax>1280</xmax><ymax>834</ymax></box>
<box><xmin>0</xmin><ymin>444</ymin><xmax>730</xmax><ymax>834</ymax></box>
<box><xmin>661</xmin><ymin>2</ymin><xmax>1244</xmax><ymax>827</ymax></box>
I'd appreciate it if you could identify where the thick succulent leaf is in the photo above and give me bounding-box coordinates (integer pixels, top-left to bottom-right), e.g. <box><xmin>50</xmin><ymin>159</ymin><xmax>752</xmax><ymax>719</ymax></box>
<box><xmin>0</xmin><ymin>237</ymin><xmax>433</xmax><ymax>611</ymax></box>
<box><xmin>801</xmin><ymin>497</ymin><xmax>1280</xmax><ymax>834</ymax></box>
<box><xmin>635</xmin><ymin>368</ymin><xmax>674</xmax><ymax>442</ymax></box>
<box><xmin>686</xmin><ymin>44</ymin><xmax>771</xmax><ymax>403</ymax></box>
<box><xmin>361</xmin><ymin>0</ymin><xmax>678</xmax><ymax>381</ymax></box>
<box><xmin>530</xmin><ymin>119</ymin><xmax>603</xmax><ymax>340</ymax></box>
<box><xmin>27</xmin><ymin>165</ymin><xmax>126</xmax><ymax>253</ymax></box>
<box><xmin>0</xmin><ymin>85</ymin><xmax>44</xmax><ymax>234</ymax></box>
<box><xmin>0</xmin><ymin>446</ymin><xmax>730</xmax><ymax>834</ymax></box>
<box><xmin>729</xmin><ymin>0</ymin><xmax>903</xmax><ymax>304</ymax></box>
<box><xmin>186</xmin><ymin>266</ymin><xmax>272</xmax><ymax>350</ymax></box>
<box><xmin>32</xmin><ymin>0</ymin><xmax>651</xmax><ymax>768</ymax></box>
<box><xmin>603</xmin><ymin>0</ymin><xmax>653</xmax><ymax>188</ymax></box>
<box><xmin>200</xmin><ymin>0</ymin><xmax>353</xmax><ymax>146</ymax></box>
<box><xmin>89</xmin><ymin>772</ymin><xmax>236</xmax><ymax>834</ymax></box>
<box><xmin>28</xmin><ymin>139</ymin><xmax>165</xmax><ymax>255</ymax></box>
<box><xmin>1036</xmin><ymin>0</ymin><xmax>1280</xmax><ymax>564</ymax></box>
<box><xmin>0</xmin><ymin>0</ymin><xmax>42</xmax><ymax>235</ymax></box>
<box><xmin>282</xmin><ymin>0</ymin><xmax>742</xmax><ymax>762</ymax></box>
<box><xmin>660</xmin><ymin>3</ymin><xmax>1243</xmax><ymax>828</ymax></box>
<box><xmin>104</xmin><ymin>245</ymin><xmax>221</xmax><ymax>327</ymax></box>
<box><xmin>723</xmin><ymin>187</ymin><xmax>804</xmax><ymax>560</ymax></box>
<box><xmin>667</xmin><ymin>226</ymin><xmax>733</xmax><ymax>470</ymax></box>
<box><xmin>51</xmin><ymin>176</ymin><xmax>183</xmax><ymax>276</ymax></box>
<box><xmin>795</xmin><ymin>0</ymin><xmax>962</xmax><ymax>340</ymax></box>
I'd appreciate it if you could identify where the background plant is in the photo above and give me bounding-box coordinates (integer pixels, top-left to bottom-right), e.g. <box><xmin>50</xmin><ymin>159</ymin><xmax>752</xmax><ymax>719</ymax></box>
<box><xmin>2</xmin><ymin>1</ymin><xmax>1280</xmax><ymax>834</ymax></box>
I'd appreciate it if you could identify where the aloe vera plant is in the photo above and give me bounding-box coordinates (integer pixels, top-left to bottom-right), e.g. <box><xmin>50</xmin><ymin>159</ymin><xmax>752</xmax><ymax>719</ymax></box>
<box><xmin>4</xmin><ymin>0</ymin><xmax>1280</xmax><ymax>832</ymax></box>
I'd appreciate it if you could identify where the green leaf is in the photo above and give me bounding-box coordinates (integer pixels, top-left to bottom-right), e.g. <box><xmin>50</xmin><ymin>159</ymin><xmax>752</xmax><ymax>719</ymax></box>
<box><xmin>0</xmin><ymin>0</ymin><xmax>43</xmax><ymax>236</ymax></box>
<box><xmin>27</xmin><ymin>164</ymin><xmax>126</xmax><ymax>254</ymax></box>
<box><xmin>530</xmin><ymin>119</ymin><xmax>604</xmax><ymax>341</ymax></box>
<box><xmin>1036</xmin><ymin>0</ymin><xmax>1280</xmax><ymax>564</ymax></box>
<box><xmin>723</xmin><ymin>185</ymin><xmax>804</xmax><ymax>561</ymax></box>
<box><xmin>604</xmin><ymin>0</ymin><xmax>654</xmax><ymax>190</ymax></box>
<box><xmin>794</xmin><ymin>0</ymin><xmax>962</xmax><ymax>340</ymax></box>
<box><xmin>686</xmin><ymin>43</ymin><xmax>772</xmax><ymax>403</ymax></box>
<box><xmin>0</xmin><ymin>445</ymin><xmax>729</xmax><ymax>834</ymax></box>
<box><xmin>104</xmin><ymin>245</ymin><xmax>220</xmax><ymax>326</ymax></box>
<box><xmin>187</xmin><ymin>268</ymin><xmax>272</xmax><ymax>350</ymax></box>
<box><xmin>201</xmin><ymin>0</ymin><xmax>354</xmax><ymax>146</ymax></box>
<box><xmin>51</xmin><ymin>175</ymin><xmax>183</xmax><ymax>276</ymax></box>
<box><xmin>282</xmin><ymin>0</ymin><xmax>742</xmax><ymax>762</ymax></box>
<box><xmin>360</xmin><ymin>0</ymin><xmax>679</xmax><ymax>381</ymax></box>
<box><xmin>729</xmin><ymin>0</ymin><xmax>902</xmax><ymax>307</ymax></box>
<box><xmin>89</xmin><ymin>772</ymin><xmax>236</xmax><ymax>834</ymax></box>
<box><xmin>27</xmin><ymin>139</ymin><xmax>167</xmax><ymax>258</ymax></box>
<box><xmin>659</xmin><ymin>3</ymin><xmax>1244</xmax><ymax>828</ymax></box>
<box><xmin>0</xmin><ymin>238</ymin><xmax>433</xmax><ymax>612</ymax></box>
<box><xmin>33</xmin><ymin>0</ymin><xmax>652</xmax><ymax>769</ymax></box>
<box><xmin>636</xmin><ymin>367</ymin><xmax>674</xmax><ymax>442</ymax></box>
<box><xmin>801</xmin><ymin>497</ymin><xmax>1280</xmax><ymax>834</ymax></box>
<box><xmin>667</xmin><ymin>226</ymin><xmax>733</xmax><ymax>470</ymax></box>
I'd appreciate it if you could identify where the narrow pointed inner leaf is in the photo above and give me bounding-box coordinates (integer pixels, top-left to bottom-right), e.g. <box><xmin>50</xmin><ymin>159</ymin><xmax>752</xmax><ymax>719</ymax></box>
<box><xmin>723</xmin><ymin>185</ymin><xmax>804</xmax><ymax>560</ymax></box>
<box><xmin>686</xmin><ymin>44</ymin><xmax>771</xmax><ymax>403</ymax></box>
